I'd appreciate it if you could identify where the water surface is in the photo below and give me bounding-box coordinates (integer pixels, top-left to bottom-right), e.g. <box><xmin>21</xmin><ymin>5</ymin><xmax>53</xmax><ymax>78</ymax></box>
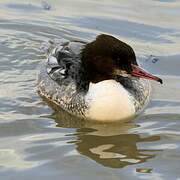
<box><xmin>0</xmin><ymin>0</ymin><xmax>180</xmax><ymax>179</ymax></box>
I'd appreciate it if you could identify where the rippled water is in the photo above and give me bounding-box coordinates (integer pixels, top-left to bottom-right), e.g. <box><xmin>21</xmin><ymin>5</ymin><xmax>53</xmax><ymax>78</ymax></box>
<box><xmin>0</xmin><ymin>0</ymin><xmax>180</xmax><ymax>179</ymax></box>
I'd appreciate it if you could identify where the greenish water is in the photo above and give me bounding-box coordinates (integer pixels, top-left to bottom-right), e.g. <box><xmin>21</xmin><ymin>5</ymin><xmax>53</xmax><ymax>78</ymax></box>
<box><xmin>0</xmin><ymin>0</ymin><xmax>180</xmax><ymax>179</ymax></box>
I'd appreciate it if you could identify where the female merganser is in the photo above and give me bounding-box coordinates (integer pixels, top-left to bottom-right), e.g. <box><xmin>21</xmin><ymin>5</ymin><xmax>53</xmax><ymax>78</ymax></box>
<box><xmin>38</xmin><ymin>34</ymin><xmax>162</xmax><ymax>122</ymax></box>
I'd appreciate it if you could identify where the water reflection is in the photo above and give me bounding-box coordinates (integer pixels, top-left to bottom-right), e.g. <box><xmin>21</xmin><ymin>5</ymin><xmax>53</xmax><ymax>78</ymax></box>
<box><xmin>47</xmin><ymin>100</ymin><xmax>160</xmax><ymax>169</ymax></box>
<box><xmin>75</xmin><ymin>130</ymin><xmax>159</xmax><ymax>168</ymax></box>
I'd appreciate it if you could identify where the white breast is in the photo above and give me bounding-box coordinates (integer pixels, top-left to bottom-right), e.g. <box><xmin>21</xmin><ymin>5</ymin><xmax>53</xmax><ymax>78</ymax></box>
<box><xmin>85</xmin><ymin>80</ymin><xmax>135</xmax><ymax>122</ymax></box>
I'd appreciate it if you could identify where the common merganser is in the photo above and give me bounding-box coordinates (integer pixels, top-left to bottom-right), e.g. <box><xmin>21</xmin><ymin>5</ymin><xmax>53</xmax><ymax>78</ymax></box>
<box><xmin>38</xmin><ymin>34</ymin><xmax>162</xmax><ymax>122</ymax></box>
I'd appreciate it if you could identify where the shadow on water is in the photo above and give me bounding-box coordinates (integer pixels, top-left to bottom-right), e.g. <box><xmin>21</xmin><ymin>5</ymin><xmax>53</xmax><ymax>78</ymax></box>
<box><xmin>0</xmin><ymin>0</ymin><xmax>180</xmax><ymax>179</ymax></box>
<box><xmin>44</xmin><ymin>99</ymin><xmax>161</xmax><ymax>169</ymax></box>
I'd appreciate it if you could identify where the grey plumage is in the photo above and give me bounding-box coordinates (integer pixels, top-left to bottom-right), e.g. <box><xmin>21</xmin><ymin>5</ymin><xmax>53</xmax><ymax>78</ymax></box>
<box><xmin>38</xmin><ymin>40</ymin><xmax>88</xmax><ymax>117</ymax></box>
<box><xmin>38</xmin><ymin>38</ymin><xmax>150</xmax><ymax>118</ymax></box>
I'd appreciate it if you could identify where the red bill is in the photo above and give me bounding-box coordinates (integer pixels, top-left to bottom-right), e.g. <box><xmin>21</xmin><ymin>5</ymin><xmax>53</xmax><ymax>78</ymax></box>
<box><xmin>131</xmin><ymin>64</ymin><xmax>163</xmax><ymax>84</ymax></box>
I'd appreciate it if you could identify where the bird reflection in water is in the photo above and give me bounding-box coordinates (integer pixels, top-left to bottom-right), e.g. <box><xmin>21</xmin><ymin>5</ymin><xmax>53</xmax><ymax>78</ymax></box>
<box><xmin>45</xmin><ymin>99</ymin><xmax>160</xmax><ymax>169</ymax></box>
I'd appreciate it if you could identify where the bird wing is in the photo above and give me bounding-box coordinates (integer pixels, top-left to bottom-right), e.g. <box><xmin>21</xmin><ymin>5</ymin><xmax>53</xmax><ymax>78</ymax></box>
<box><xmin>46</xmin><ymin>40</ymin><xmax>86</xmax><ymax>85</ymax></box>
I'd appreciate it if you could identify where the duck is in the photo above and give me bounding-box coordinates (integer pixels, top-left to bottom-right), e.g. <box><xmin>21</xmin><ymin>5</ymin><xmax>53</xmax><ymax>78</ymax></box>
<box><xmin>38</xmin><ymin>34</ymin><xmax>162</xmax><ymax>122</ymax></box>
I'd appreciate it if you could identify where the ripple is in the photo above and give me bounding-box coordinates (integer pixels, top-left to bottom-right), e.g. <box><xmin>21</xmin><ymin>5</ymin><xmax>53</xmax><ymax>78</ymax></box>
<box><xmin>0</xmin><ymin>0</ymin><xmax>180</xmax><ymax>179</ymax></box>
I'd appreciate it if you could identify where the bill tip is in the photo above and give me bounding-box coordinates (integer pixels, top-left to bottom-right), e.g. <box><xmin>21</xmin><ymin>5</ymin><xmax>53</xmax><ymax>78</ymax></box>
<box><xmin>158</xmin><ymin>78</ymin><xmax>163</xmax><ymax>84</ymax></box>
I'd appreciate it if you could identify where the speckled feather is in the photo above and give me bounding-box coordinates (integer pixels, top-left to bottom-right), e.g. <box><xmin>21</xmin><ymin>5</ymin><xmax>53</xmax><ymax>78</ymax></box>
<box><xmin>38</xmin><ymin>38</ymin><xmax>150</xmax><ymax>119</ymax></box>
<box><xmin>38</xmin><ymin>40</ymin><xmax>89</xmax><ymax>117</ymax></box>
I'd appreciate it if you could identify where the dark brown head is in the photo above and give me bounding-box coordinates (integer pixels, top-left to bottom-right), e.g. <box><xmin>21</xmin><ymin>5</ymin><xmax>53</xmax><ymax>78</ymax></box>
<box><xmin>81</xmin><ymin>34</ymin><xmax>162</xmax><ymax>84</ymax></box>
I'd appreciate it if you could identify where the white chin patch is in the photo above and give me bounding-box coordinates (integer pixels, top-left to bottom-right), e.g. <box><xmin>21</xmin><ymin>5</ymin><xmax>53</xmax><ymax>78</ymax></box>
<box><xmin>85</xmin><ymin>80</ymin><xmax>135</xmax><ymax>121</ymax></box>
